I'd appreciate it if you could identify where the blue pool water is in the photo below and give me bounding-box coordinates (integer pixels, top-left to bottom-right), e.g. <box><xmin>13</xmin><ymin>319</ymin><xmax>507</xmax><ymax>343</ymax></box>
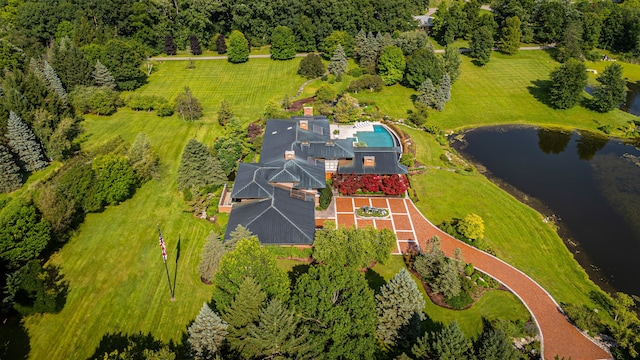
<box><xmin>355</xmin><ymin>125</ymin><xmax>395</xmax><ymax>147</ymax></box>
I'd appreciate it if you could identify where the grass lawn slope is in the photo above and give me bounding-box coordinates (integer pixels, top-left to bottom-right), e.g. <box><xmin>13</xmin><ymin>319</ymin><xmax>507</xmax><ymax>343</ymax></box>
<box><xmin>356</xmin><ymin>51</ymin><xmax>637</xmax><ymax>135</ymax></box>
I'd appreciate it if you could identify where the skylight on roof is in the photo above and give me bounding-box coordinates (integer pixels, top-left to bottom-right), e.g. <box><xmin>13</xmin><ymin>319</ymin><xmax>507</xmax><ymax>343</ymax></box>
<box><xmin>312</xmin><ymin>124</ymin><xmax>323</xmax><ymax>135</ymax></box>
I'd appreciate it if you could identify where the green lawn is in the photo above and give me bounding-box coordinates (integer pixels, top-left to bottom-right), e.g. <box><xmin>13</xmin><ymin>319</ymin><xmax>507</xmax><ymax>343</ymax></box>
<box><xmin>402</xmin><ymin>127</ymin><xmax>605</xmax><ymax>308</ymax></box>
<box><xmin>20</xmin><ymin>52</ymin><xmax>627</xmax><ymax>358</ymax></box>
<box><xmin>371</xmin><ymin>256</ymin><xmax>529</xmax><ymax>339</ymax></box>
<box><xmin>353</xmin><ymin>50</ymin><xmax>637</xmax><ymax>136</ymax></box>
<box><xmin>143</xmin><ymin>58</ymin><xmax>305</xmax><ymax>123</ymax></box>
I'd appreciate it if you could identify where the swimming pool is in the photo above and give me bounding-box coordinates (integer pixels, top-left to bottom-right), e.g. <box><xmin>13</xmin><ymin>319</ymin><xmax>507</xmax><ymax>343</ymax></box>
<box><xmin>355</xmin><ymin>125</ymin><xmax>395</xmax><ymax>147</ymax></box>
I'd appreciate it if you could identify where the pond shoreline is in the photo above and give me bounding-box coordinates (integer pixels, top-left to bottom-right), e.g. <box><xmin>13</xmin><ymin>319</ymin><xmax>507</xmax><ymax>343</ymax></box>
<box><xmin>450</xmin><ymin>125</ymin><xmax>620</xmax><ymax>296</ymax></box>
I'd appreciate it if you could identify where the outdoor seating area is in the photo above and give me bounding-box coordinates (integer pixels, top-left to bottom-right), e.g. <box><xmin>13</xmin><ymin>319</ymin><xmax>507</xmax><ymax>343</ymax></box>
<box><xmin>353</xmin><ymin>121</ymin><xmax>372</xmax><ymax>128</ymax></box>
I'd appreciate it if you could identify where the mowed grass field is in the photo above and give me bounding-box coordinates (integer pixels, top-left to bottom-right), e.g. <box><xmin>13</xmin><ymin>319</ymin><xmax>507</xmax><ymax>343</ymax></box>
<box><xmin>356</xmin><ymin>50</ymin><xmax>638</xmax><ymax>135</ymax></box>
<box><xmin>403</xmin><ymin>127</ymin><xmax>603</xmax><ymax>308</ymax></box>
<box><xmin>23</xmin><ymin>58</ymin><xmax>308</xmax><ymax>360</ymax></box>
<box><xmin>20</xmin><ymin>51</ymin><xmax>632</xmax><ymax>358</ymax></box>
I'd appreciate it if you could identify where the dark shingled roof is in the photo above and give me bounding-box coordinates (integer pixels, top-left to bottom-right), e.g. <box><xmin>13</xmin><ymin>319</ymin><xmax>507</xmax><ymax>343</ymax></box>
<box><xmin>294</xmin><ymin>139</ymin><xmax>355</xmax><ymax>159</ymax></box>
<box><xmin>224</xmin><ymin>187</ymin><xmax>316</xmax><ymax>245</ymax></box>
<box><xmin>338</xmin><ymin>147</ymin><xmax>409</xmax><ymax>175</ymax></box>
<box><xmin>231</xmin><ymin>163</ymin><xmax>274</xmax><ymax>199</ymax></box>
<box><xmin>260</xmin><ymin>119</ymin><xmax>298</xmax><ymax>164</ymax></box>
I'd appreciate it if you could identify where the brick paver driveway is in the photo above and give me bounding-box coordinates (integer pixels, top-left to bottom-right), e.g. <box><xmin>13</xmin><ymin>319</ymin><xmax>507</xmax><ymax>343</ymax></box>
<box><xmin>331</xmin><ymin>196</ymin><xmax>612</xmax><ymax>360</ymax></box>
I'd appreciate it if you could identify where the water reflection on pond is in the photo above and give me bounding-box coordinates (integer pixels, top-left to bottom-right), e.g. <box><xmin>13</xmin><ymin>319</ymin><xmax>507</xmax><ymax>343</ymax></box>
<box><xmin>622</xmin><ymin>81</ymin><xmax>640</xmax><ymax>116</ymax></box>
<box><xmin>452</xmin><ymin>127</ymin><xmax>640</xmax><ymax>297</ymax></box>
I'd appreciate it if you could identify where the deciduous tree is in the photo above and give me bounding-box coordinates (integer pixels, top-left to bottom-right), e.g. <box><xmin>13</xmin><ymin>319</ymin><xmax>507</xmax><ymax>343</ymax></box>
<box><xmin>187</xmin><ymin>303</ymin><xmax>228</xmax><ymax>359</ymax></box>
<box><xmin>175</xmin><ymin>86</ymin><xmax>203</xmax><ymax>121</ymax></box>
<box><xmin>212</xmin><ymin>237</ymin><xmax>290</xmax><ymax>311</ymax></box>
<box><xmin>0</xmin><ymin>198</ymin><xmax>51</xmax><ymax>269</ymax></box>
<box><xmin>404</xmin><ymin>47</ymin><xmax>444</xmax><ymax>89</ymax></box>
<box><xmin>443</xmin><ymin>46</ymin><xmax>462</xmax><ymax>83</ymax></box>
<box><xmin>322</xmin><ymin>30</ymin><xmax>354</xmax><ymax>58</ymax></box>
<box><xmin>378</xmin><ymin>45</ymin><xmax>406</xmax><ymax>85</ymax></box>
<box><xmin>189</xmin><ymin>34</ymin><xmax>202</xmax><ymax>55</ymax></box>
<box><xmin>165</xmin><ymin>34</ymin><xmax>177</xmax><ymax>55</ymax></box>
<box><xmin>270</xmin><ymin>25</ymin><xmax>296</xmax><ymax>60</ymax></box>
<box><xmin>92</xmin><ymin>154</ymin><xmax>137</xmax><ymax>205</ymax></box>
<box><xmin>457</xmin><ymin>213</ymin><xmax>485</xmax><ymax>240</ymax></box>
<box><xmin>215</xmin><ymin>34</ymin><xmax>226</xmax><ymax>54</ymax></box>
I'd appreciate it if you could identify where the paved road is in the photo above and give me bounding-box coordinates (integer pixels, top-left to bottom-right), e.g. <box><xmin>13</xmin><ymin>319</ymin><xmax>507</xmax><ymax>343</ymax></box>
<box><xmin>333</xmin><ymin>196</ymin><xmax>612</xmax><ymax>360</ymax></box>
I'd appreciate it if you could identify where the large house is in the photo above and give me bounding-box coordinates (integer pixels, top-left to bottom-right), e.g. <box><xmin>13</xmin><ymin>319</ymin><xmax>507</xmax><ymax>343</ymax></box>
<box><xmin>224</xmin><ymin>112</ymin><xmax>408</xmax><ymax>245</ymax></box>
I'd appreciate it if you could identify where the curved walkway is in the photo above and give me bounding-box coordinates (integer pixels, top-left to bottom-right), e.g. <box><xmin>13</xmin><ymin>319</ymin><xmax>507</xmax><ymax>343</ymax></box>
<box><xmin>332</xmin><ymin>197</ymin><xmax>611</xmax><ymax>360</ymax></box>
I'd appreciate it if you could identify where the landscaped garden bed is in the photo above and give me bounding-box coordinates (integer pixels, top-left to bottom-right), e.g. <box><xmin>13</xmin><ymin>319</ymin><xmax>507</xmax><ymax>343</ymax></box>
<box><xmin>355</xmin><ymin>205</ymin><xmax>390</xmax><ymax>218</ymax></box>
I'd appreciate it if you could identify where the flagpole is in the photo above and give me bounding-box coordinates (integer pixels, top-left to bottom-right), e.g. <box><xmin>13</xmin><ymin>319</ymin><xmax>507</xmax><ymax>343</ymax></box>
<box><xmin>157</xmin><ymin>225</ymin><xmax>175</xmax><ymax>301</ymax></box>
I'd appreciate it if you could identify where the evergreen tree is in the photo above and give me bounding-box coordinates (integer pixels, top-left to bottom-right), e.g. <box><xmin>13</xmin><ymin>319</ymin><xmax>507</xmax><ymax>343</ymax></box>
<box><xmin>175</xmin><ymin>86</ymin><xmax>203</xmax><ymax>121</ymax></box>
<box><xmin>444</xmin><ymin>46</ymin><xmax>462</xmax><ymax>83</ymax></box>
<box><xmin>270</xmin><ymin>25</ymin><xmax>296</xmax><ymax>60</ymax></box>
<box><xmin>165</xmin><ymin>34</ymin><xmax>177</xmax><ymax>55</ymax></box>
<box><xmin>226</xmin><ymin>224</ymin><xmax>255</xmax><ymax>249</ymax></box>
<box><xmin>293</xmin><ymin>265</ymin><xmax>377</xmax><ymax>359</ymax></box>
<box><xmin>198</xmin><ymin>231</ymin><xmax>226</xmax><ymax>283</ymax></box>
<box><xmin>189</xmin><ymin>35</ymin><xmax>202</xmax><ymax>55</ymax></box>
<box><xmin>0</xmin><ymin>143</ymin><xmax>22</xmax><ymax>193</ymax></box>
<box><xmin>213</xmin><ymin>237</ymin><xmax>290</xmax><ymax>311</ymax></box>
<box><xmin>476</xmin><ymin>327</ymin><xmax>520</xmax><ymax>360</ymax></box>
<box><xmin>354</xmin><ymin>29</ymin><xmax>367</xmax><ymax>61</ymax></box>
<box><xmin>437</xmin><ymin>73</ymin><xmax>452</xmax><ymax>103</ymax></box>
<box><xmin>51</xmin><ymin>42</ymin><xmax>93</xmax><ymax>90</ymax></box>
<box><xmin>227</xmin><ymin>30</ymin><xmax>249</xmax><ymax>63</ymax></box>
<box><xmin>416</xmin><ymin>79</ymin><xmax>437</xmax><ymax>109</ymax></box>
<box><xmin>359</xmin><ymin>32</ymin><xmax>381</xmax><ymax>71</ymax></box>
<box><xmin>177</xmin><ymin>139</ymin><xmax>227</xmax><ymax>191</ymax></box>
<box><xmin>93</xmin><ymin>60</ymin><xmax>116</xmax><ymax>90</ymax></box>
<box><xmin>375</xmin><ymin>268</ymin><xmax>426</xmax><ymax>347</ymax></box>
<box><xmin>215</xmin><ymin>34</ymin><xmax>227</xmax><ymax>54</ymax></box>
<box><xmin>412</xmin><ymin>321</ymin><xmax>471</xmax><ymax>359</ymax></box>
<box><xmin>217</xmin><ymin>99</ymin><xmax>234</xmax><ymax>126</ymax></box>
<box><xmin>297</xmin><ymin>53</ymin><xmax>325</xmax><ymax>79</ymax></box>
<box><xmin>222</xmin><ymin>277</ymin><xmax>267</xmax><ymax>357</ymax></box>
<box><xmin>548</xmin><ymin>59</ymin><xmax>588</xmax><ymax>109</ymax></box>
<box><xmin>327</xmin><ymin>44</ymin><xmax>348</xmax><ymax>78</ymax></box>
<box><xmin>245</xmin><ymin>299</ymin><xmax>317</xmax><ymax>359</ymax></box>
<box><xmin>187</xmin><ymin>302</ymin><xmax>228</xmax><ymax>359</ymax></box>
<box><xmin>43</xmin><ymin>61</ymin><xmax>67</xmax><ymax>103</ymax></box>
<box><xmin>498</xmin><ymin>16</ymin><xmax>521</xmax><ymax>55</ymax></box>
<box><xmin>7</xmin><ymin>111</ymin><xmax>48</xmax><ymax>172</ymax></box>
<box><xmin>378</xmin><ymin>45</ymin><xmax>406</xmax><ymax>85</ymax></box>
<box><xmin>432</xmin><ymin>260</ymin><xmax>461</xmax><ymax>298</ymax></box>
<box><xmin>470</xmin><ymin>25</ymin><xmax>494</xmax><ymax>66</ymax></box>
<box><xmin>592</xmin><ymin>63</ymin><xmax>626</xmax><ymax>113</ymax></box>
<box><xmin>558</xmin><ymin>21</ymin><xmax>584</xmax><ymax>62</ymax></box>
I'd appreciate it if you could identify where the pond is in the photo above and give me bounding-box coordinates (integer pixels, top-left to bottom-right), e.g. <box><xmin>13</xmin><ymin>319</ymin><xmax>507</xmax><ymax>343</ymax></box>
<box><xmin>621</xmin><ymin>81</ymin><xmax>640</xmax><ymax>116</ymax></box>
<box><xmin>452</xmin><ymin>126</ymin><xmax>640</xmax><ymax>297</ymax></box>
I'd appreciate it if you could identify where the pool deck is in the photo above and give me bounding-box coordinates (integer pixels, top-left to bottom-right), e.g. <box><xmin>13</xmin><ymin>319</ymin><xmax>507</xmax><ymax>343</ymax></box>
<box><xmin>329</xmin><ymin>122</ymin><xmax>375</xmax><ymax>140</ymax></box>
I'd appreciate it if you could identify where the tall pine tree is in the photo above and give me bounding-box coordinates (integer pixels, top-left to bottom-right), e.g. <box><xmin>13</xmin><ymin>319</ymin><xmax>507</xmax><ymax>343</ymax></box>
<box><xmin>43</xmin><ymin>61</ymin><xmax>67</xmax><ymax>103</ymax></box>
<box><xmin>177</xmin><ymin>139</ymin><xmax>226</xmax><ymax>191</ymax></box>
<box><xmin>327</xmin><ymin>44</ymin><xmax>347</xmax><ymax>78</ymax></box>
<box><xmin>7</xmin><ymin>111</ymin><xmax>48</xmax><ymax>172</ymax></box>
<box><xmin>215</xmin><ymin>34</ymin><xmax>226</xmax><ymax>54</ymax></box>
<box><xmin>93</xmin><ymin>60</ymin><xmax>116</xmax><ymax>90</ymax></box>
<box><xmin>197</xmin><ymin>231</ymin><xmax>226</xmax><ymax>283</ymax></box>
<box><xmin>187</xmin><ymin>302</ymin><xmax>228</xmax><ymax>359</ymax></box>
<box><xmin>375</xmin><ymin>268</ymin><xmax>425</xmax><ymax>347</ymax></box>
<box><xmin>416</xmin><ymin>79</ymin><xmax>437</xmax><ymax>109</ymax></box>
<box><xmin>0</xmin><ymin>143</ymin><xmax>22</xmax><ymax>193</ymax></box>
<box><xmin>412</xmin><ymin>321</ymin><xmax>472</xmax><ymax>359</ymax></box>
<box><xmin>222</xmin><ymin>277</ymin><xmax>267</xmax><ymax>357</ymax></box>
<box><xmin>438</xmin><ymin>73</ymin><xmax>452</xmax><ymax>103</ymax></box>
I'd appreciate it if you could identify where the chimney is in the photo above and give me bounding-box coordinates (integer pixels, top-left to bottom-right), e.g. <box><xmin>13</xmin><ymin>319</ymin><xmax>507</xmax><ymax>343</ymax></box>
<box><xmin>299</xmin><ymin>119</ymin><xmax>309</xmax><ymax>131</ymax></box>
<box><xmin>285</xmin><ymin>150</ymin><xmax>295</xmax><ymax>160</ymax></box>
<box><xmin>303</xmin><ymin>107</ymin><xmax>313</xmax><ymax>117</ymax></box>
<box><xmin>363</xmin><ymin>156</ymin><xmax>375</xmax><ymax>167</ymax></box>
